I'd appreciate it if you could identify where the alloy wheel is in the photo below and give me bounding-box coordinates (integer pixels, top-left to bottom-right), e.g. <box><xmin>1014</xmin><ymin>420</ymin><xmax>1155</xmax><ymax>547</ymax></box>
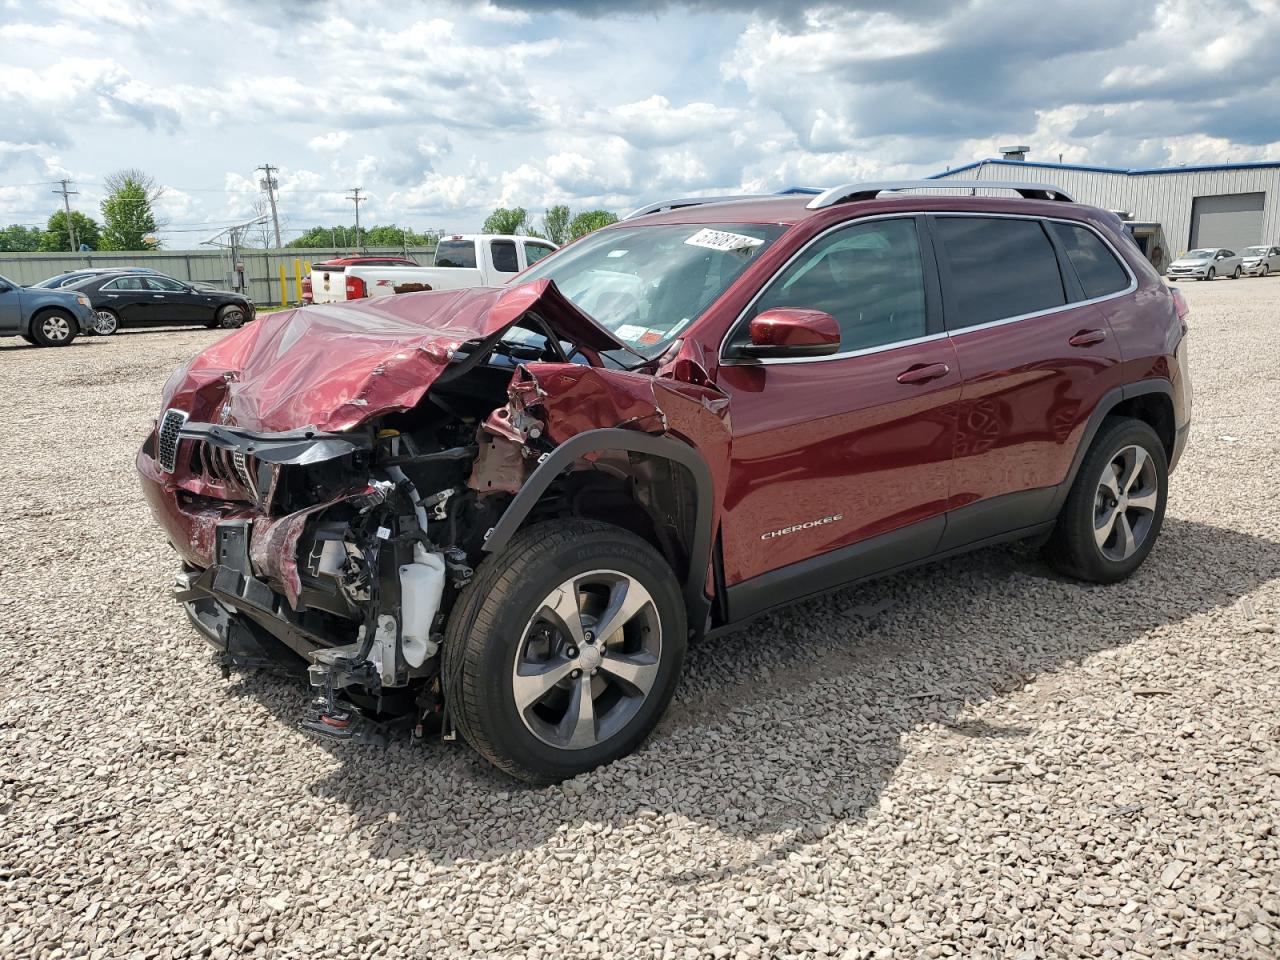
<box><xmin>220</xmin><ymin>308</ymin><xmax>244</xmax><ymax>328</ymax></box>
<box><xmin>1093</xmin><ymin>444</ymin><xmax>1160</xmax><ymax>561</ymax></box>
<box><xmin>94</xmin><ymin>310</ymin><xmax>119</xmax><ymax>335</ymax></box>
<box><xmin>512</xmin><ymin>569</ymin><xmax>662</xmax><ymax>750</ymax></box>
<box><xmin>41</xmin><ymin>315</ymin><xmax>71</xmax><ymax>342</ymax></box>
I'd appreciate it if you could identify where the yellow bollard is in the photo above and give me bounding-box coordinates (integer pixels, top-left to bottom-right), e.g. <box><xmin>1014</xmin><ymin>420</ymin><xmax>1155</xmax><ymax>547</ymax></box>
<box><xmin>294</xmin><ymin>258</ymin><xmax>303</xmax><ymax>303</ymax></box>
<box><xmin>278</xmin><ymin>263</ymin><xmax>288</xmax><ymax>306</ymax></box>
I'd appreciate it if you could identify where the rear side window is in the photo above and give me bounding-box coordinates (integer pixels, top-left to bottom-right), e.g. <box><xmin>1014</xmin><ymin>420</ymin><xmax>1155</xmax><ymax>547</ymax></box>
<box><xmin>1048</xmin><ymin>222</ymin><xmax>1130</xmax><ymax>299</ymax></box>
<box><xmin>490</xmin><ymin>240</ymin><xmax>519</xmax><ymax>273</ymax></box>
<box><xmin>525</xmin><ymin>242</ymin><xmax>555</xmax><ymax>266</ymax></box>
<box><xmin>934</xmin><ymin>217</ymin><xmax>1065</xmax><ymax>327</ymax></box>
<box><xmin>435</xmin><ymin>241</ymin><xmax>477</xmax><ymax>269</ymax></box>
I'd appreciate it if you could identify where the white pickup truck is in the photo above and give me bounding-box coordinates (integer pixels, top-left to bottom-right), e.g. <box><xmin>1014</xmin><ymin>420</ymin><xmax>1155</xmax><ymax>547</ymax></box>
<box><xmin>336</xmin><ymin>235</ymin><xmax>559</xmax><ymax>302</ymax></box>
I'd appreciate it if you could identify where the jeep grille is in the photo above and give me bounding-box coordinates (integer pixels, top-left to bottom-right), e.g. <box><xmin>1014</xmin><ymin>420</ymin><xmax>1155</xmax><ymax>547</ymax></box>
<box><xmin>157</xmin><ymin>409</ymin><xmax>187</xmax><ymax>473</ymax></box>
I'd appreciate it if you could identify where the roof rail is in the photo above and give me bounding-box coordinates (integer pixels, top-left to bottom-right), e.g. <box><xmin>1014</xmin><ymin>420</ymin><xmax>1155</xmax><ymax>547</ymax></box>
<box><xmin>805</xmin><ymin>179</ymin><xmax>1074</xmax><ymax>209</ymax></box>
<box><xmin>623</xmin><ymin>194</ymin><xmax>777</xmax><ymax>220</ymax></box>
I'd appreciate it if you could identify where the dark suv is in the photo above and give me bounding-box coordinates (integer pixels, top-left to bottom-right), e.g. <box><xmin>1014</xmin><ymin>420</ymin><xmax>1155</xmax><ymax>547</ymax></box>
<box><xmin>137</xmin><ymin>180</ymin><xmax>1191</xmax><ymax>783</ymax></box>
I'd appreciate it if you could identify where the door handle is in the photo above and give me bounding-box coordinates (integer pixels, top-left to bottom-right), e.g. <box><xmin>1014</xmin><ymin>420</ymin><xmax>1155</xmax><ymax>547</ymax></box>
<box><xmin>152</xmin><ymin>294</ymin><xmax>165</xmax><ymax>299</ymax></box>
<box><xmin>896</xmin><ymin>362</ymin><xmax>950</xmax><ymax>385</ymax></box>
<box><xmin>1068</xmin><ymin>328</ymin><xmax>1107</xmax><ymax>347</ymax></box>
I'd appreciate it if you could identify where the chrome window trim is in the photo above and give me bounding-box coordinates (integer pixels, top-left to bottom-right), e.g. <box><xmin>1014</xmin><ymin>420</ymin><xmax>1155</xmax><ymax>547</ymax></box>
<box><xmin>718</xmin><ymin>210</ymin><xmax>1137</xmax><ymax>366</ymax></box>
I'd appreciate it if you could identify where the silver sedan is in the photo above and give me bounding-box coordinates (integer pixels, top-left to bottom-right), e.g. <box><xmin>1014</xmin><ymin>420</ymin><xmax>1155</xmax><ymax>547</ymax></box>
<box><xmin>1240</xmin><ymin>245</ymin><xmax>1280</xmax><ymax>277</ymax></box>
<box><xmin>1167</xmin><ymin>248</ymin><xmax>1243</xmax><ymax>280</ymax></box>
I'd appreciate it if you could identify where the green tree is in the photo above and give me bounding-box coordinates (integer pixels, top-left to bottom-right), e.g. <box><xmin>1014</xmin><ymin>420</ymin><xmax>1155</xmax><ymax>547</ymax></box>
<box><xmin>0</xmin><ymin>224</ymin><xmax>42</xmax><ymax>252</ymax></box>
<box><xmin>99</xmin><ymin>168</ymin><xmax>163</xmax><ymax>250</ymax></box>
<box><xmin>569</xmin><ymin>209</ymin><xmax>619</xmax><ymax>240</ymax></box>
<box><xmin>39</xmin><ymin>211</ymin><xmax>101</xmax><ymax>252</ymax></box>
<box><xmin>285</xmin><ymin>224</ymin><xmax>439</xmax><ymax>249</ymax></box>
<box><xmin>482</xmin><ymin>206</ymin><xmax>530</xmax><ymax>235</ymax></box>
<box><xmin>541</xmin><ymin>204</ymin><xmax>571</xmax><ymax>245</ymax></box>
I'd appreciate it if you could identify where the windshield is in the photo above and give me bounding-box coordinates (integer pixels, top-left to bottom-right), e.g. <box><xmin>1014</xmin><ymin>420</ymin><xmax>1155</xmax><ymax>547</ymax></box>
<box><xmin>1243</xmin><ymin>246</ymin><xmax>1266</xmax><ymax>256</ymax></box>
<box><xmin>519</xmin><ymin>222</ymin><xmax>785</xmax><ymax>356</ymax></box>
<box><xmin>1184</xmin><ymin>249</ymin><xmax>1215</xmax><ymax>259</ymax></box>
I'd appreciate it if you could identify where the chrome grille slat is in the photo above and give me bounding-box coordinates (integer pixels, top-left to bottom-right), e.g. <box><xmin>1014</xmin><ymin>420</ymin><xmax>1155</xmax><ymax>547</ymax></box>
<box><xmin>157</xmin><ymin>409</ymin><xmax>187</xmax><ymax>473</ymax></box>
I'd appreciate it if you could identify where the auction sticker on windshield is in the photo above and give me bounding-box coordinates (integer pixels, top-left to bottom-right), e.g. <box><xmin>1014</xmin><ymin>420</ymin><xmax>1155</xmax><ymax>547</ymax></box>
<box><xmin>684</xmin><ymin>228</ymin><xmax>765</xmax><ymax>253</ymax></box>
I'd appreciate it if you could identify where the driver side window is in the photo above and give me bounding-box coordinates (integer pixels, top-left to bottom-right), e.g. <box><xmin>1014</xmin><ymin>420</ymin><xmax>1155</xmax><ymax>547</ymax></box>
<box><xmin>745</xmin><ymin>218</ymin><xmax>927</xmax><ymax>353</ymax></box>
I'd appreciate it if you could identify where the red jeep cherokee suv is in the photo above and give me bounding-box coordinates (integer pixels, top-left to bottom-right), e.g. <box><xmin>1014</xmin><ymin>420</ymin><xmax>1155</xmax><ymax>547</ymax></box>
<box><xmin>138</xmin><ymin>180</ymin><xmax>1191</xmax><ymax>783</ymax></box>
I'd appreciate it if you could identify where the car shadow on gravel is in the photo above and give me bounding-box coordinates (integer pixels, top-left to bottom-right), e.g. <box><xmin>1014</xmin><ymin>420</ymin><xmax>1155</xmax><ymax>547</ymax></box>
<box><xmin>225</xmin><ymin>516</ymin><xmax>1280</xmax><ymax>866</ymax></box>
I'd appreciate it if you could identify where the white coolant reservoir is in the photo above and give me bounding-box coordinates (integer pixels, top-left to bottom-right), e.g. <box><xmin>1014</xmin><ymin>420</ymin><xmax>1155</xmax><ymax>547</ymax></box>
<box><xmin>400</xmin><ymin>545</ymin><xmax>446</xmax><ymax>667</ymax></box>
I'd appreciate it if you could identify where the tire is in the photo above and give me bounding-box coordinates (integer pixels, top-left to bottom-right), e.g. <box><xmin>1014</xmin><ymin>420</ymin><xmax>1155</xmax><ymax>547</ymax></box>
<box><xmin>443</xmin><ymin>519</ymin><xmax>686</xmax><ymax>784</ymax></box>
<box><xmin>213</xmin><ymin>305</ymin><xmax>245</xmax><ymax>329</ymax></box>
<box><xmin>1261</xmin><ymin>265</ymin><xmax>1270</xmax><ymax>278</ymax></box>
<box><xmin>1043</xmin><ymin>417</ymin><xmax>1168</xmax><ymax>583</ymax></box>
<box><xmin>20</xmin><ymin>333</ymin><xmax>35</xmax><ymax>345</ymax></box>
<box><xmin>1205</xmin><ymin>268</ymin><xmax>1215</xmax><ymax>281</ymax></box>
<box><xmin>93</xmin><ymin>309</ymin><xmax>120</xmax><ymax>336</ymax></box>
<box><xmin>29</xmin><ymin>310</ymin><xmax>77</xmax><ymax>348</ymax></box>
<box><xmin>1232</xmin><ymin>266</ymin><xmax>1242</xmax><ymax>279</ymax></box>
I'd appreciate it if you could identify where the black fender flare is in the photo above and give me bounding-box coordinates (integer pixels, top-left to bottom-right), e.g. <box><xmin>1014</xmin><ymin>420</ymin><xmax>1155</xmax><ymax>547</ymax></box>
<box><xmin>481</xmin><ymin>428</ymin><xmax>716</xmax><ymax>625</ymax></box>
<box><xmin>1049</xmin><ymin>377</ymin><xmax>1174</xmax><ymax>515</ymax></box>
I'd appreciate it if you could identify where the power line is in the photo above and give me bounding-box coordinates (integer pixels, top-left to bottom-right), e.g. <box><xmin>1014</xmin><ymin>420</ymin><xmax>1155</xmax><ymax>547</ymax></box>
<box><xmin>52</xmin><ymin>179</ymin><xmax>79</xmax><ymax>251</ymax></box>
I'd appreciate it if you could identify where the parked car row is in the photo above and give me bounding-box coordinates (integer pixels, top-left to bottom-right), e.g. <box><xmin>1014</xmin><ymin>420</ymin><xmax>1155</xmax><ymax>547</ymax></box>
<box><xmin>1</xmin><ymin>268</ymin><xmax>255</xmax><ymax>347</ymax></box>
<box><xmin>1167</xmin><ymin>245</ymin><xmax>1280</xmax><ymax>280</ymax></box>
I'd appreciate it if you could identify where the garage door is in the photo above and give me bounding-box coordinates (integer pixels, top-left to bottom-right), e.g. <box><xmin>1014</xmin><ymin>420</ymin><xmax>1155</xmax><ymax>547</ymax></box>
<box><xmin>1189</xmin><ymin>192</ymin><xmax>1264</xmax><ymax>250</ymax></box>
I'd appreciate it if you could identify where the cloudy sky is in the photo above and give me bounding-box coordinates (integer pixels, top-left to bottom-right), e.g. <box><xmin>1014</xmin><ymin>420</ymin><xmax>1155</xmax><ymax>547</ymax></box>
<box><xmin>2</xmin><ymin>0</ymin><xmax>1278</xmax><ymax>243</ymax></box>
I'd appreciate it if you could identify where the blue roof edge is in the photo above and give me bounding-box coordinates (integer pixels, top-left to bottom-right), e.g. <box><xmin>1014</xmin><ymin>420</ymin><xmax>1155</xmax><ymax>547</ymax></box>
<box><xmin>929</xmin><ymin>157</ymin><xmax>1280</xmax><ymax>179</ymax></box>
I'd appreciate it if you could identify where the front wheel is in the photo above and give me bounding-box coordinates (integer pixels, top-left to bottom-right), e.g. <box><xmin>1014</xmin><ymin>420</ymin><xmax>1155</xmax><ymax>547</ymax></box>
<box><xmin>443</xmin><ymin>520</ymin><xmax>686</xmax><ymax>784</ymax></box>
<box><xmin>1043</xmin><ymin>418</ymin><xmax>1168</xmax><ymax>583</ymax></box>
<box><xmin>93</xmin><ymin>309</ymin><xmax>120</xmax><ymax>336</ymax></box>
<box><xmin>212</xmin><ymin>305</ymin><xmax>245</xmax><ymax>329</ymax></box>
<box><xmin>1205</xmin><ymin>268</ymin><xmax>1216</xmax><ymax>281</ymax></box>
<box><xmin>1232</xmin><ymin>266</ymin><xmax>1242</xmax><ymax>279</ymax></box>
<box><xmin>29</xmin><ymin>311</ymin><xmax>77</xmax><ymax>347</ymax></box>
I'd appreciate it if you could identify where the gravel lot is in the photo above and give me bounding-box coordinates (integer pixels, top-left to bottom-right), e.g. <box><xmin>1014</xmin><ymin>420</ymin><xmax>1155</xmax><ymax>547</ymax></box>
<box><xmin>2</xmin><ymin>279</ymin><xmax>1278</xmax><ymax>960</ymax></box>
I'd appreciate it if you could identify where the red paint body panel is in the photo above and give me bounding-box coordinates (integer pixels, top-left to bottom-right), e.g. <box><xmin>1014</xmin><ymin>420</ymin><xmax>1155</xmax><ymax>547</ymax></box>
<box><xmin>948</xmin><ymin>302</ymin><xmax>1122</xmax><ymax>508</ymax></box>
<box><xmin>159</xmin><ymin>279</ymin><xmax>626</xmax><ymax>435</ymax></box>
<box><xmin>716</xmin><ymin>337</ymin><xmax>960</xmax><ymax>584</ymax></box>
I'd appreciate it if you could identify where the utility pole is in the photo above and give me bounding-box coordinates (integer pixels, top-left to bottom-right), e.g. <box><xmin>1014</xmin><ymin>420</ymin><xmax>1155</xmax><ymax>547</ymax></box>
<box><xmin>347</xmin><ymin>187</ymin><xmax>363</xmax><ymax>249</ymax></box>
<box><xmin>257</xmin><ymin>163</ymin><xmax>282</xmax><ymax>248</ymax></box>
<box><xmin>52</xmin><ymin>179</ymin><xmax>80</xmax><ymax>251</ymax></box>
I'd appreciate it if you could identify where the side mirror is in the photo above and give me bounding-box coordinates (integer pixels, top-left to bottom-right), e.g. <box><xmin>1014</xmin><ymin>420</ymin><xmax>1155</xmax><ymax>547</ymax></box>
<box><xmin>736</xmin><ymin>308</ymin><xmax>840</xmax><ymax>359</ymax></box>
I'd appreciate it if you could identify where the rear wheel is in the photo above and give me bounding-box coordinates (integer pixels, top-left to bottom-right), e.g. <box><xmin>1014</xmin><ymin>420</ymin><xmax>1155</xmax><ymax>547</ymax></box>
<box><xmin>443</xmin><ymin>520</ymin><xmax>686</xmax><ymax>784</ymax></box>
<box><xmin>29</xmin><ymin>311</ymin><xmax>77</xmax><ymax>347</ymax></box>
<box><xmin>1043</xmin><ymin>418</ymin><xmax>1168</xmax><ymax>583</ymax></box>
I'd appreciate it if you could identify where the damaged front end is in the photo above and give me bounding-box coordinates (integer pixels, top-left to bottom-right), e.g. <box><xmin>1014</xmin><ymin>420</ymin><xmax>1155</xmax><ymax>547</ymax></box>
<box><xmin>137</xmin><ymin>278</ymin><xmax>729</xmax><ymax>743</ymax></box>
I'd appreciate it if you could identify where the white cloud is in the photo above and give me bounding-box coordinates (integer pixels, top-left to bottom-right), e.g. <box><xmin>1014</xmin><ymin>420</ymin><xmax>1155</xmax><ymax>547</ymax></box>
<box><xmin>308</xmin><ymin>132</ymin><xmax>352</xmax><ymax>153</ymax></box>
<box><xmin>0</xmin><ymin>0</ymin><xmax>1277</xmax><ymax>237</ymax></box>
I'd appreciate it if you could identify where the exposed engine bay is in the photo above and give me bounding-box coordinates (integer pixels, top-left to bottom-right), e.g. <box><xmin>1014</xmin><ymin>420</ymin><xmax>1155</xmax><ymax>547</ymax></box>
<box><xmin>141</xmin><ymin>281</ymin><xmax>729</xmax><ymax>743</ymax></box>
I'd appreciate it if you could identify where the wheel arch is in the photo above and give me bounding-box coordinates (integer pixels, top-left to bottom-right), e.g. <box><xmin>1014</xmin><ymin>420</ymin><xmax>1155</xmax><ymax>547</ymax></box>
<box><xmin>25</xmin><ymin>304</ymin><xmax>76</xmax><ymax>337</ymax></box>
<box><xmin>481</xmin><ymin>428</ymin><xmax>715</xmax><ymax>629</ymax></box>
<box><xmin>1051</xmin><ymin>378</ymin><xmax>1175</xmax><ymax>515</ymax></box>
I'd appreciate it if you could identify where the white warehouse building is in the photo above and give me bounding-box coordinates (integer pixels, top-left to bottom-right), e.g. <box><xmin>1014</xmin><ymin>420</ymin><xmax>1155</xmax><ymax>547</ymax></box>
<box><xmin>929</xmin><ymin>150</ymin><xmax>1280</xmax><ymax>272</ymax></box>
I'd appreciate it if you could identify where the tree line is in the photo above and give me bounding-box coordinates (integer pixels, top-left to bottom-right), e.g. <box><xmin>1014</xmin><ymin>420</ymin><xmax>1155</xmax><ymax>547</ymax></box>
<box><xmin>1</xmin><ymin>183</ymin><xmax>621</xmax><ymax>254</ymax></box>
<box><xmin>482</xmin><ymin>205</ymin><xmax>618</xmax><ymax>244</ymax></box>
<box><xmin>0</xmin><ymin>169</ymin><xmax>161</xmax><ymax>252</ymax></box>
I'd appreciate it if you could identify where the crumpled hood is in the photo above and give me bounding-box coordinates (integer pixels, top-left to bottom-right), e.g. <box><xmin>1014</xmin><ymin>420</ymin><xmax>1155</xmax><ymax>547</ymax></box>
<box><xmin>160</xmin><ymin>279</ymin><xmax>626</xmax><ymax>433</ymax></box>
